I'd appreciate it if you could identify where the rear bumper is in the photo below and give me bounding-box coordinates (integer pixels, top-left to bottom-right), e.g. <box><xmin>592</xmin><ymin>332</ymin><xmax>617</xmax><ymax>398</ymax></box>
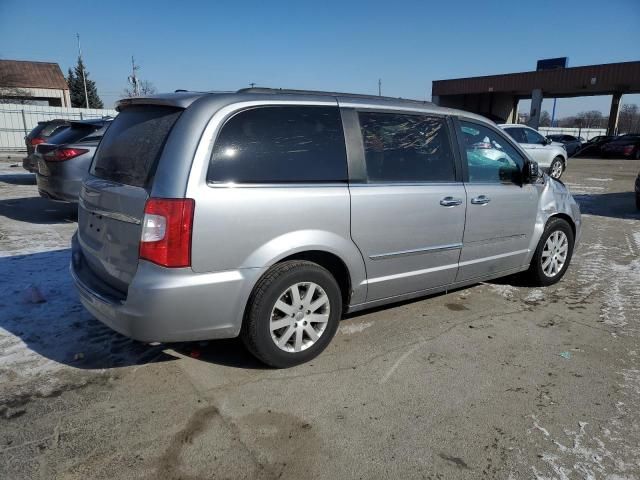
<box><xmin>37</xmin><ymin>173</ymin><xmax>81</xmax><ymax>203</ymax></box>
<box><xmin>71</xmin><ymin>234</ymin><xmax>262</xmax><ymax>342</ymax></box>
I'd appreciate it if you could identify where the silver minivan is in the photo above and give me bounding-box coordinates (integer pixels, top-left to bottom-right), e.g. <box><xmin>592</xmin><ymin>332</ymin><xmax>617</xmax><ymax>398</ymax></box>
<box><xmin>71</xmin><ymin>88</ymin><xmax>581</xmax><ymax>367</ymax></box>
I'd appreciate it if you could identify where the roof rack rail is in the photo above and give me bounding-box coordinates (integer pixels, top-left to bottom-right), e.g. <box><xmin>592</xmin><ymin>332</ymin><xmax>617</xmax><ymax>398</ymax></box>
<box><xmin>236</xmin><ymin>87</ymin><xmax>432</xmax><ymax>105</ymax></box>
<box><xmin>174</xmin><ymin>89</ymin><xmax>235</xmax><ymax>94</ymax></box>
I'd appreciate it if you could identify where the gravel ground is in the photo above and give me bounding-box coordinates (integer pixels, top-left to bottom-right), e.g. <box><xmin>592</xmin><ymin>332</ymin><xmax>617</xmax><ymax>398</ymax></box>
<box><xmin>1</xmin><ymin>159</ymin><xmax>639</xmax><ymax>480</ymax></box>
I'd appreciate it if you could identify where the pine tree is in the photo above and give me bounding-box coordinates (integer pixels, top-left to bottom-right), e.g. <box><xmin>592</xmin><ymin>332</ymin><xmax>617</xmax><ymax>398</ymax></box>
<box><xmin>67</xmin><ymin>58</ymin><xmax>103</xmax><ymax>108</ymax></box>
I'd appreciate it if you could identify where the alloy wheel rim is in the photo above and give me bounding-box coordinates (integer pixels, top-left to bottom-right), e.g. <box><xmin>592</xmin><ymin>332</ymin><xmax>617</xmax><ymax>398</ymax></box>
<box><xmin>269</xmin><ymin>282</ymin><xmax>330</xmax><ymax>353</ymax></box>
<box><xmin>541</xmin><ymin>230</ymin><xmax>569</xmax><ymax>278</ymax></box>
<box><xmin>551</xmin><ymin>161</ymin><xmax>563</xmax><ymax>178</ymax></box>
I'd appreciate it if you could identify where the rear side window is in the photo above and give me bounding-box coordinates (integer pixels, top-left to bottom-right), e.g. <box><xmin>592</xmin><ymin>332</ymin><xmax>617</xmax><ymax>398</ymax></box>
<box><xmin>92</xmin><ymin>106</ymin><xmax>182</xmax><ymax>187</ymax></box>
<box><xmin>524</xmin><ymin>128</ymin><xmax>546</xmax><ymax>144</ymax></box>
<box><xmin>358</xmin><ymin>112</ymin><xmax>455</xmax><ymax>183</ymax></box>
<box><xmin>503</xmin><ymin>127</ymin><xmax>527</xmax><ymax>143</ymax></box>
<box><xmin>208</xmin><ymin>106</ymin><xmax>347</xmax><ymax>184</ymax></box>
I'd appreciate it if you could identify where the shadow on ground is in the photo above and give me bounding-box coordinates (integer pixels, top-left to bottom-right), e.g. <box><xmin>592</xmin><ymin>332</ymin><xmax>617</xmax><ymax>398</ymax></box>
<box><xmin>574</xmin><ymin>192</ymin><xmax>640</xmax><ymax>220</ymax></box>
<box><xmin>0</xmin><ymin>171</ymin><xmax>36</xmax><ymax>186</ymax></box>
<box><xmin>0</xmin><ymin>196</ymin><xmax>77</xmax><ymax>224</ymax></box>
<box><xmin>0</xmin><ymin>249</ymin><xmax>270</xmax><ymax>372</ymax></box>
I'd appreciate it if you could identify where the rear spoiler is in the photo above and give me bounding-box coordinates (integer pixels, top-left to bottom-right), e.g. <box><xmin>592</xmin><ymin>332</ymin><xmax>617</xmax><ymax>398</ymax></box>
<box><xmin>116</xmin><ymin>92</ymin><xmax>206</xmax><ymax>111</ymax></box>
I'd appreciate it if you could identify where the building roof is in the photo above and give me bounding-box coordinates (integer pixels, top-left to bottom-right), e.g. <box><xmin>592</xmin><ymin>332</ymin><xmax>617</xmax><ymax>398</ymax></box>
<box><xmin>0</xmin><ymin>59</ymin><xmax>69</xmax><ymax>90</ymax></box>
<box><xmin>432</xmin><ymin>61</ymin><xmax>640</xmax><ymax>98</ymax></box>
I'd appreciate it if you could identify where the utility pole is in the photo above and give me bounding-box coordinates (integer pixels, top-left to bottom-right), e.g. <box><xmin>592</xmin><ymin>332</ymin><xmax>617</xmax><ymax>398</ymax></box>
<box><xmin>128</xmin><ymin>56</ymin><xmax>140</xmax><ymax>97</ymax></box>
<box><xmin>378</xmin><ymin>78</ymin><xmax>382</xmax><ymax>96</ymax></box>
<box><xmin>76</xmin><ymin>33</ymin><xmax>89</xmax><ymax>108</ymax></box>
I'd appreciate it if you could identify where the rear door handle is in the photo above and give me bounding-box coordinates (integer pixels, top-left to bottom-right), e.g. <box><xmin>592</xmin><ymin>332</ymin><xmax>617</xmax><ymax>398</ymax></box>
<box><xmin>440</xmin><ymin>196</ymin><xmax>463</xmax><ymax>207</ymax></box>
<box><xmin>471</xmin><ymin>195</ymin><xmax>491</xmax><ymax>205</ymax></box>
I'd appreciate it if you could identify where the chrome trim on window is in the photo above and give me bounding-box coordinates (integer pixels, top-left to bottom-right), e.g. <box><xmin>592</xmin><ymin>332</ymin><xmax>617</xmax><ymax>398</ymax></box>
<box><xmin>369</xmin><ymin>243</ymin><xmax>462</xmax><ymax>261</ymax></box>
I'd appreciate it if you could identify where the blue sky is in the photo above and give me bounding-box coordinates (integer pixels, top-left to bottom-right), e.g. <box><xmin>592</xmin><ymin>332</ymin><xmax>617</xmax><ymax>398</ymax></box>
<box><xmin>1</xmin><ymin>0</ymin><xmax>638</xmax><ymax>116</ymax></box>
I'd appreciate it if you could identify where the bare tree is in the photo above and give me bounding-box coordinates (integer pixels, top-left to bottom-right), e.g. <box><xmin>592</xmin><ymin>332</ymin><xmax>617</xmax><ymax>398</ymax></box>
<box><xmin>539</xmin><ymin>110</ymin><xmax>551</xmax><ymax>127</ymax></box>
<box><xmin>618</xmin><ymin>104</ymin><xmax>640</xmax><ymax>134</ymax></box>
<box><xmin>575</xmin><ymin>110</ymin><xmax>604</xmax><ymax>129</ymax></box>
<box><xmin>123</xmin><ymin>80</ymin><xmax>157</xmax><ymax>98</ymax></box>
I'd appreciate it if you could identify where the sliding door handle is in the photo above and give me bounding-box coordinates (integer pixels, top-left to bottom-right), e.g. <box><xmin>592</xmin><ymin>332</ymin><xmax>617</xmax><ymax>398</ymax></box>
<box><xmin>471</xmin><ymin>195</ymin><xmax>491</xmax><ymax>205</ymax></box>
<box><xmin>440</xmin><ymin>196</ymin><xmax>463</xmax><ymax>207</ymax></box>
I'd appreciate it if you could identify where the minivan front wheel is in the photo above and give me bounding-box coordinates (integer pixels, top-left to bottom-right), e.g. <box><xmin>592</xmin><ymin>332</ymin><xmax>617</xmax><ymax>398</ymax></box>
<box><xmin>549</xmin><ymin>157</ymin><xmax>564</xmax><ymax>179</ymax></box>
<box><xmin>527</xmin><ymin>217</ymin><xmax>574</xmax><ymax>286</ymax></box>
<box><xmin>241</xmin><ymin>260</ymin><xmax>342</xmax><ymax>368</ymax></box>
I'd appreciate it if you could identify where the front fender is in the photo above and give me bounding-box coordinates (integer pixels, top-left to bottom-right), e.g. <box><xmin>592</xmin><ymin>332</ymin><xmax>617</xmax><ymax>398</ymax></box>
<box><xmin>524</xmin><ymin>176</ymin><xmax>582</xmax><ymax>265</ymax></box>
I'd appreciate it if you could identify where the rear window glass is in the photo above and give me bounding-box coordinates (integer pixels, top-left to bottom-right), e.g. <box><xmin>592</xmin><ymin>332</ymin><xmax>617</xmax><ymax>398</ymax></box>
<box><xmin>91</xmin><ymin>106</ymin><xmax>182</xmax><ymax>187</ymax></box>
<box><xmin>41</xmin><ymin>122</ymin><xmax>69</xmax><ymax>137</ymax></box>
<box><xmin>27</xmin><ymin>123</ymin><xmax>47</xmax><ymax>139</ymax></box>
<box><xmin>208</xmin><ymin>106</ymin><xmax>347</xmax><ymax>184</ymax></box>
<box><xmin>47</xmin><ymin>124</ymin><xmax>99</xmax><ymax>145</ymax></box>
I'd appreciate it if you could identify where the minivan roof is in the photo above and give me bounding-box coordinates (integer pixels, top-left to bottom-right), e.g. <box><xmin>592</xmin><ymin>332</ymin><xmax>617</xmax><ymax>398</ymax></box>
<box><xmin>115</xmin><ymin>88</ymin><xmax>493</xmax><ymax>124</ymax></box>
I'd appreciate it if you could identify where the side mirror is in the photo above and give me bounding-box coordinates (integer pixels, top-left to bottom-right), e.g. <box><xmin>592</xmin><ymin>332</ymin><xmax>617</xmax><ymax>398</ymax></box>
<box><xmin>527</xmin><ymin>161</ymin><xmax>540</xmax><ymax>180</ymax></box>
<box><xmin>544</xmin><ymin>137</ymin><xmax>553</xmax><ymax>145</ymax></box>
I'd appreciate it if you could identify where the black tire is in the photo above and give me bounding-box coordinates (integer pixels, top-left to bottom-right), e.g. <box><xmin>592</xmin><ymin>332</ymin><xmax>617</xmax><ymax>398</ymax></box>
<box><xmin>549</xmin><ymin>157</ymin><xmax>564</xmax><ymax>179</ymax></box>
<box><xmin>241</xmin><ymin>260</ymin><xmax>342</xmax><ymax>368</ymax></box>
<box><xmin>527</xmin><ymin>217</ymin><xmax>575</xmax><ymax>286</ymax></box>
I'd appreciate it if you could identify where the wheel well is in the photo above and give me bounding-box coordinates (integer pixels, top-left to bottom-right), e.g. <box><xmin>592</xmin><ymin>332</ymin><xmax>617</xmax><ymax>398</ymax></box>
<box><xmin>548</xmin><ymin>213</ymin><xmax>575</xmax><ymax>238</ymax></box>
<box><xmin>279</xmin><ymin>251</ymin><xmax>351</xmax><ymax>307</ymax></box>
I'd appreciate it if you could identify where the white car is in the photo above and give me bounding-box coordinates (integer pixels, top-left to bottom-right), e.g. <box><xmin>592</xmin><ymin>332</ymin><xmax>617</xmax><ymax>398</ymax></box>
<box><xmin>499</xmin><ymin>124</ymin><xmax>568</xmax><ymax>179</ymax></box>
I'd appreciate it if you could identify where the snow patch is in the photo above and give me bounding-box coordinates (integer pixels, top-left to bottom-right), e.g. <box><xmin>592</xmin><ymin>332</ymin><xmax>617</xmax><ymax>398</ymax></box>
<box><xmin>487</xmin><ymin>283</ymin><xmax>517</xmax><ymax>299</ymax></box>
<box><xmin>525</xmin><ymin>289</ymin><xmax>545</xmax><ymax>303</ymax></box>
<box><xmin>340</xmin><ymin>321</ymin><xmax>373</xmax><ymax>335</ymax></box>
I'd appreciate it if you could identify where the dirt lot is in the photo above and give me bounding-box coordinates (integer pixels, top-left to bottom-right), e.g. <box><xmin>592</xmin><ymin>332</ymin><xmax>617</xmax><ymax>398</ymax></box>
<box><xmin>1</xmin><ymin>159</ymin><xmax>639</xmax><ymax>480</ymax></box>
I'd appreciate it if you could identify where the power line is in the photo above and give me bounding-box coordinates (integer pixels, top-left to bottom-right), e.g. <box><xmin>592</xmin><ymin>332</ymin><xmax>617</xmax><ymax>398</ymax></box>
<box><xmin>76</xmin><ymin>33</ymin><xmax>89</xmax><ymax>108</ymax></box>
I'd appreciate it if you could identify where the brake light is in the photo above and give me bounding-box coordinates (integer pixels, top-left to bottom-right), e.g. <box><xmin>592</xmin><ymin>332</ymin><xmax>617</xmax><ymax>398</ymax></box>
<box><xmin>623</xmin><ymin>145</ymin><xmax>634</xmax><ymax>154</ymax></box>
<box><xmin>45</xmin><ymin>148</ymin><xmax>89</xmax><ymax>162</ymax></box>
<box><xmin>139</xmin><ymin>198</ymin><xmax>195</xmax><ymax>268</ymax></box>
<box><xmin>30</xmin><ymin>137</ymin><xmax>45</xmax><ymax>146</ymax></box>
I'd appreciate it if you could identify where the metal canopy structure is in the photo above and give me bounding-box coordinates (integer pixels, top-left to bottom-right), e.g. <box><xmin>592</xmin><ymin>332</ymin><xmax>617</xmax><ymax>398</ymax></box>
<box><xmin>432</xmin><ymin>61</ymin><xmax>640</xmax><ymax>133</ymax></box>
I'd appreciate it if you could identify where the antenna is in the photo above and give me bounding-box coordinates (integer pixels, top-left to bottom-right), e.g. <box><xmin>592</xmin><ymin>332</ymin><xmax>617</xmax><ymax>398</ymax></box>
<box><xmin>76</xmin><ymin>33</ymin><xmax>89</xmax><ymax>108</ymax></box>
<box><xmin>128</xmin><ymin>56</ymin><xmax>140</xmax><ymax>96</ymax></box>
<box><xmin>378</xmin><ymin>78</ymin><xmax>382</xmax><ymax>96</ymax></box>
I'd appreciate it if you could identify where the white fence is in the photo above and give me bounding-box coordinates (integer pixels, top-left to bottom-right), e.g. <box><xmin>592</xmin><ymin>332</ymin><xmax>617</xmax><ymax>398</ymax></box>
<box><xmin>537</xmin><ymin>126</ymin><xmax>606</xmax><ymax>141</ymax></box>
<box><xmin>0</xmin><ymin>103</ymin><xmax>117</xmax><ymax>153</ymax></box>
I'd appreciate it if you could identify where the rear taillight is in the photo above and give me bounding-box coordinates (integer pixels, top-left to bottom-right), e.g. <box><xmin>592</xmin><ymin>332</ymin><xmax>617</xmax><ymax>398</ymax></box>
<box><xmin>139</xmin><ymin>198</ymin><xmax>195</xmax><ymax>268</ymax></box>
<box><xmin>45</xmin><ymin>148</ymin><xmax>89</xmax><ymax>162</ymax></box>
<box><xmin>30</xmin><ymin>137</ymin><xmax>45</xmax><ymax>146</ymax></box>
<box><xmin>623</xmin><ymin>145</ymin><xmax>634</xmax><ymax>154</ymax></box>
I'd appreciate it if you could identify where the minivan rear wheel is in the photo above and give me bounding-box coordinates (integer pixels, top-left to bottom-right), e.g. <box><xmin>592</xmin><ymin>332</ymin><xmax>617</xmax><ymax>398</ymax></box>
<box><xmin>241</xmin><ymin>260</ymin><xmax>342</xmax><ymax>368</ymax></box>
<box><xmin>527</xmin><ymin>217</ymin><xmax>574</xmax><ymax>286</ymax></box>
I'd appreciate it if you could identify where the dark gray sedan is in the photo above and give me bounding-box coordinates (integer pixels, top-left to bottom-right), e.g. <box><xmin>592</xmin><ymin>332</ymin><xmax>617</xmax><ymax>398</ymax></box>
<box><xmin>36</xmin><ymin>122</ymin><xmax>111</xmax><ymax>203</ymax></box>
<box><xmin>547</xmin><ymin>134</ymin><xmax>583</xmax><ymax>157</ymax></box>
